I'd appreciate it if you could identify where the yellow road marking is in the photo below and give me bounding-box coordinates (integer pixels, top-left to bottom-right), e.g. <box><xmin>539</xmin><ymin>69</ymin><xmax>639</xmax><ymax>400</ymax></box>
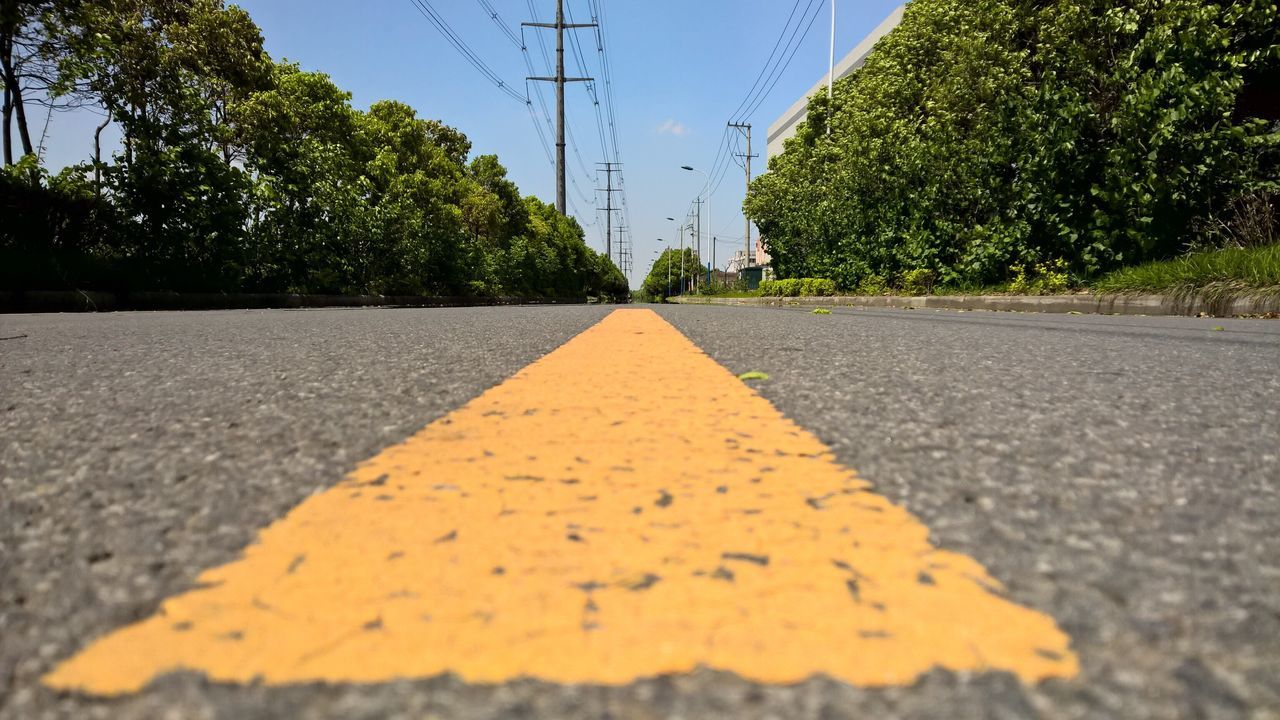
<box><xmin>45</xmin><ymin>309</ymin><xmax>1077</xmax><ymax>695</ymax></box>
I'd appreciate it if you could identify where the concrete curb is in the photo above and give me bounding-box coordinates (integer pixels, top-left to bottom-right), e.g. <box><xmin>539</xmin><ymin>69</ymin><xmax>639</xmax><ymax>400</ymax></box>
<box><xmin>0</xmin><ymin>291</ymin><xmax>590</xmax><ymax>314</ymax></box>
<box><xmin>668</xmin><ymin>293</ymin><xmax>1280</xmax><ymax>317</ymax></box>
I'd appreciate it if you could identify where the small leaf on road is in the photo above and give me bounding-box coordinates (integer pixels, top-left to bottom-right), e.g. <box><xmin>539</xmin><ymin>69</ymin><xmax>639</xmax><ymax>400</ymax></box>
<box><xmin>738</xmin><ymin>371</ymin><xmax>770</xmax><ymax>381</ymax></box>
<box><xmin>813</xmin><ymin>309</ymin><xmax>832</xmax><ymax>315</ymax></box>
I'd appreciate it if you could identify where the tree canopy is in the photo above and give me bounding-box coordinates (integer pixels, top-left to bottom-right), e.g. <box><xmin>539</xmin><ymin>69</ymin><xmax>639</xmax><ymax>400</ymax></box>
<box><xmin>1</xmin><ymin>0</ymin><xmax>628</xmax><ymax>301</ymax></box>
<box><xmin>641</xmin><ymin>247</ymin><xmax>702</xmax><ymax>299</ymax></box>
<box><xmin>746</xmin><ymin>0</ymin><xmax>1280</xmax><ymax>290</ymax></box>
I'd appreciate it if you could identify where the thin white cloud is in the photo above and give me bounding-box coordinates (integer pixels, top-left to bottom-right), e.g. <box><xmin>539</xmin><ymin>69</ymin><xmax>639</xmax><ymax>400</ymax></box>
<box><xmin>656</xmin><ymin>119</ymin><xmax>689</xmax><ymax>137</ymax></box>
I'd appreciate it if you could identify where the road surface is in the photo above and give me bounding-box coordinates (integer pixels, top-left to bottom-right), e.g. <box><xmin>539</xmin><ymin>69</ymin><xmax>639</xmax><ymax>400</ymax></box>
<box><xmin>2</xmin><ymin>305</ymin><xmax>1278</xmax><ymax>719</ymax></box>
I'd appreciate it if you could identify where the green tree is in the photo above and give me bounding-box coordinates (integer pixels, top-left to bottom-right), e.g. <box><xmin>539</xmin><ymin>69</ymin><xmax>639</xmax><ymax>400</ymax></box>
<box><xmin>641</xmin><ymin>247</ymin><xmax>700</xmax><ymax>299</ymax></box>
<box><xmin>5</xmin><ymin>0</ymin><xmax>627</xmax><ymax>301</ymax></box>
<box><xmin>44</xmin><ymin>0</ymin><xmax>271</xmax><ymax>289</ymax></box>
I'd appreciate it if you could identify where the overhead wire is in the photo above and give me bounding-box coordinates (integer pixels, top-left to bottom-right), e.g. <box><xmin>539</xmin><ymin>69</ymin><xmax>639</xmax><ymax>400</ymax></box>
<box><xmin>737</xmin><ymin>0</ymin><xmax>826</xmax><ymax>122</ymax></box>
<box><xmin>729</xmin><ymin>0</ymin><xmax>816</xmax><ymax>124</ymax></box>
<box><xmin>692</xmin><ymin>0</ymin><xmax>827</xmax><ymax>241</ymax></box>
<box><xmin>475</xmin><ymin>0</ymin><xmax>524</xmax><ymax>49</ymax></box>
<box><xmin>408</xmin><ymin>0</ymin><xmax>526</xmax><ymax>103</ymax></box>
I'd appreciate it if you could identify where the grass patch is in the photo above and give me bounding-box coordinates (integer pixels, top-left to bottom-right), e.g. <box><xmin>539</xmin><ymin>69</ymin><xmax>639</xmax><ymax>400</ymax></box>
<box><xmin>1094</xmin><ymin>245</ymin><xmax>1280</xmax><ymax>297</ymax></box>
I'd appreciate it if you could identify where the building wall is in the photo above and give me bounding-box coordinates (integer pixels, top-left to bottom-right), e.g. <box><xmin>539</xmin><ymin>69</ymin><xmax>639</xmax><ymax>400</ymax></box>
<box><xmin>765</xmin><ymin>5</ymin><xmax>905</xmax><ymax>163</ymax></box>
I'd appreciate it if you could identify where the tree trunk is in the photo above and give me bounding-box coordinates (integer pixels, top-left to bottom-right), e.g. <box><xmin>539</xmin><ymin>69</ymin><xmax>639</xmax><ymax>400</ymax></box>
<box><xmin>93</xmin><ymin>115</ymin><xmax>110</xmax><ymax>198</ymax></box>
<box><xmin>0</xmin><ymin>34</ymin><xmax>32</xmax><ymax>158</ymax></box>
<box><xmin>11</xmin><ymin>76</ymin><xmax>31</xmax><ymax>157</ymax></box>
<box><xmin>1</xmin><ymin>34</ymin><xmax>12</xmax><ymax>166</ymax></box>
<box><xmin>3</xmin><ymin>82</ymin><xmax>12</xmax><ymax>166</ymax></box>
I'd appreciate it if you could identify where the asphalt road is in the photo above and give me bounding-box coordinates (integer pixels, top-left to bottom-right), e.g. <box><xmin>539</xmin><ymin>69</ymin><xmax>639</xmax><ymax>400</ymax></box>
<box><xmin>2</xmin><ymin>304</ymin><xmax>1278</xmax><ymax>719</ymax></box>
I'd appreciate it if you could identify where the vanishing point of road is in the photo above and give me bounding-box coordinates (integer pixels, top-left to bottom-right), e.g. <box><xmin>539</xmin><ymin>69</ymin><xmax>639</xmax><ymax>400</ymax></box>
<box><xmin>2</xmin><ymin>304</ymin><xmax>1278</xmax><ymax>719</ymax></box>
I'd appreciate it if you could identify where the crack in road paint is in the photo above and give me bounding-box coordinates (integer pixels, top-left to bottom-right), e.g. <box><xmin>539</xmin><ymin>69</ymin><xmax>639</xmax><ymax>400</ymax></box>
<box><xmin>44</xmin><ymin>309</ymin><xmax>1078</xmax><ymax>695</ymax></box>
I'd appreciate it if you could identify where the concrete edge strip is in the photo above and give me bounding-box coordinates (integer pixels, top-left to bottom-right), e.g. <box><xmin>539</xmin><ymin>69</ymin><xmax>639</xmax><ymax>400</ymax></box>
<box><xmin>668</xmin><ymin>294</ymin><xmax>1280</xmax><ymax>318</ymax></box>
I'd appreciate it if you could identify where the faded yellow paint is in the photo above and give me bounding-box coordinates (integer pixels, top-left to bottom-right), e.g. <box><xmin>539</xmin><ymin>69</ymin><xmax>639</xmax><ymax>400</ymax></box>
<box><xmin>45</xmin><ymin>309</ymin><xmax>1077</xmax><ymax>695</ymax></box>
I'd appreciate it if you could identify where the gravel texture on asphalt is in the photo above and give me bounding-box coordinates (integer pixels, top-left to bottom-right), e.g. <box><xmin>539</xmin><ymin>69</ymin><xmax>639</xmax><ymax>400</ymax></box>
<box><xmin>2</xmin><ymin>305</ymin><xmax>1278</xmax><ymax>719</ymax></box>
<box><xmin>661</xmin><ymin>305</ymin><xmax>1280</xmax><ymax>720</ymax></box>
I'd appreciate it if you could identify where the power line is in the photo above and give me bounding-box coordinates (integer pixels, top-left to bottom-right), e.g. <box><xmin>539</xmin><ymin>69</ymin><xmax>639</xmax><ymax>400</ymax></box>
<box><xmin>695</xmin><ymin>0</ymin><xmax>826</xmax><ymax>213</ymax></box>
<box><xmin>589</xmin><ymin>0</ymin><xmax>633</xmax><ymax>280</ymax></box>
<box><xmin>475</xmin><ymin>0</ymin><xmax>523</xmax><ymax>49</ymax></box>
<box><xmin>738</xmin><ymin>0</ymin><xmax>826</xmax><ymax>121</ymax></box>
<box><xmin>728</xmin><ymin>0</ymin><xmax>810</xmax><ymax>123</ymax></box>
<box><xmin>408</xmin><ymin>0</ymin><xmax>526</xmax><ymax>103</ymax></box>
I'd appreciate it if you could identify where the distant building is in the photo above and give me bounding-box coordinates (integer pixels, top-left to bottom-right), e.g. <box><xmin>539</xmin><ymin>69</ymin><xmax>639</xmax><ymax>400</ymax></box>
<box><xmin>726</xmin><ymin>249</ymin><xmax>751</xmax><ymax>274</ymax></box>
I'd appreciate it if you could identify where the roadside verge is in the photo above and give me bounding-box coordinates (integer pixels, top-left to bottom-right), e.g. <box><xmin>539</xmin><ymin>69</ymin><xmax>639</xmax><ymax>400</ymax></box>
<box><xmin>667</xmin><ymin>293</ymin><xmax>1280</xmax><ymax>317</ymax></box>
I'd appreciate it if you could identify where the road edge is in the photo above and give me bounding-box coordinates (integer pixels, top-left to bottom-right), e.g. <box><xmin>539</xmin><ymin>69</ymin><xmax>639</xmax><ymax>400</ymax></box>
<box><xmin>0</xmin><ymin>291</ymin><xmax>591</xmax><ymax>314</ymax></box>
<box><xmin>666</xmin><ymin>293</ymin><xmax>1280</xmax><ymax>318</ymax></box>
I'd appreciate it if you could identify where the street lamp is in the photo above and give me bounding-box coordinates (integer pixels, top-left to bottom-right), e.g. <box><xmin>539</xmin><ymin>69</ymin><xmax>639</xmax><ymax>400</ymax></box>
<box><xmin>681</xmin><ymin>166</ymin><xmax>711</xmax><ymax>293</ymax></box>
<box><xmin>660</xmin><ymin>239</ymin><xmax>671</xmax><ymax>299</ymax></box>
<box><xmin>667</xmin><ymin>216</ymin><xmax>683</xmax><ymax>296</ymax></box>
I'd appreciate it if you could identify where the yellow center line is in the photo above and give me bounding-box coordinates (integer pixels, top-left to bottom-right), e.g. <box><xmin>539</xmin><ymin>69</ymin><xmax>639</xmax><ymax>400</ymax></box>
<box><xmin>45</xmin><ymin>309</ymin><xmax>1077</xmax><ymax>695</ymax></box>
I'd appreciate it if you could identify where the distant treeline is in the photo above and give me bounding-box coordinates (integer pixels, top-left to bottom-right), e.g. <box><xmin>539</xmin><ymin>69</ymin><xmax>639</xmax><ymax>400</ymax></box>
<box><xmin>0</xmin><ymin>0</ymin><xmax>629</xmax><ymax>301</ymax></box>
<box><xmin>747</xmin><ymin>0</ymin><xmax>1280</xmax><ymax>291</ymax></box>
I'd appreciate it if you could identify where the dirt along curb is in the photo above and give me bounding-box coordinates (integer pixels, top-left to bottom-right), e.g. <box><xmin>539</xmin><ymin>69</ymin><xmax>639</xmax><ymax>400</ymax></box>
<box><xmin>0</xmin><ymin>291</ymin><xmax>591</xmax><ymax>314</ymax></box>
<box><xmin>667</xmin><ymin>293</ymin><xmax>1280</xmax><ymax>318</ymax></box>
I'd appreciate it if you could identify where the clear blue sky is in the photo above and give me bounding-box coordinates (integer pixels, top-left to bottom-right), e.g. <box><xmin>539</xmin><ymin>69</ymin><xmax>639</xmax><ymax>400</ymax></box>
<box><xmin>40</xmin><ymin>0</ymin><xmax>903</xmax><ymax>286</ymax></box>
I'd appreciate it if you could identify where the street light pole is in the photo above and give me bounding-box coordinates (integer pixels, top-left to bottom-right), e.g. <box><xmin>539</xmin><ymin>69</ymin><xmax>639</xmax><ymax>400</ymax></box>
<box><xmin>828</xmin><ymin>0</ymin><xmax>836</xmax><ymax>136</ymax></box>
<box><xmin>668</xmin><ymin>217</ymin><xmax>682</xmax><ymax>296</ymax></box>
<box><xmin>682</xmin><ymin>166</ymin><xmax>710</xmax><ymax>295</ymax></box>
<box><xmin>662</xmin><ymin>240</ymin><xmax>671</xmax><ymax>298</ymax></box>
<box><xmin>829</xmin><ymin>0</ymin><xmax>836</xmax><ymax>103</ymax></box>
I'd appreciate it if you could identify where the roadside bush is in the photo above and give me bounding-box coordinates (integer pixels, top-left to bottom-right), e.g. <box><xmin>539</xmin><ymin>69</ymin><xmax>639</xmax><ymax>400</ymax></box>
<box><xmin>746</xmin><ymin>0</ymin><xmax>1280</xmax><ymax>288</ymax></box>
<box><xmin>760</xmin><ymin>278</ymin><xmax>837</xmax><ymax>297</ymax></box>
<box><xmin>857</xmin><ymin>274</ymin><xmax>888</xmax><ymax>295</ymax></box>
<box><xmin>1008</xmin><ymin>259</ymin><xmax>1072</xmax><ymax>295</ymax></box>
<box><xmin>899</xmin><ymin>269</ymin><xmax>937</xmax><ymax>296</ymax></box>
<box><xmin>801</xmin><ymin>278</ymin><xmax>837</xmax><ymax>296</ymax></box>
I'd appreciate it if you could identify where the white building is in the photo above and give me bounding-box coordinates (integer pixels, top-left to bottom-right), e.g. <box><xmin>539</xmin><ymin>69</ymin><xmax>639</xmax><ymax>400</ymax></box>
<box><xmin>726</xmin><ymin>249</ymin><xmax>751</xmax><ymax>274</ymax></box>
<box><xmin>765</xmin><ymin>5</ymin><xmax>905</xmax><ymax>163</ymax></box>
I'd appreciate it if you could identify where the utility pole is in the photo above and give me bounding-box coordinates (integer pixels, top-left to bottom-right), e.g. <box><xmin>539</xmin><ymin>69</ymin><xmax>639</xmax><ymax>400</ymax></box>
<box><xmin>524</xmin><ymin>1</ymin><xmax>595</xmax><ymax>215</ymax></box>
<box><xmin>728</xmin><ymin>122</ymin><xmax>758</xmax><ymax>268</ymax></box>
<box><xmin>596</xmin><ymin>162</ymin><xmax>621</xmax><ymax>261</ymax></box>
<box><xmin>684</xmin><ymin>216</ymin><xmax>694</xmax><ymax>293</ymax></box>
<box><xmin>618</xmin><ymin>225</ymin><xmax>632</xmax><ymax>280</ymax></box>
